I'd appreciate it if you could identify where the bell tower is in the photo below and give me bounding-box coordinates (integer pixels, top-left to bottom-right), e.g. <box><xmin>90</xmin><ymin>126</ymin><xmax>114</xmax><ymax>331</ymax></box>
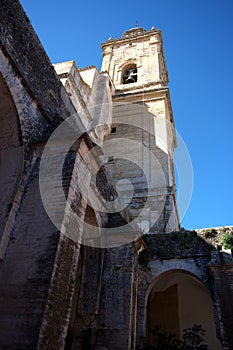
<box><xmin>101</xmin><ymin>26</ymin><xmax>168</xmax><ymax>91</ymax></box>
<box><xmin>101</xmin><ymin>26</ymin><xmax>179</xmax><ymax>234</ymax></box>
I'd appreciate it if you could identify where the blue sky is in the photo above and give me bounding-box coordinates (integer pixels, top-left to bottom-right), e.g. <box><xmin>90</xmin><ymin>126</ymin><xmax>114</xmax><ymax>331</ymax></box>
<box><xmin>20</xmin><ymin>0</ymin><xmax>233</xmax><ymax>229</ymax></box>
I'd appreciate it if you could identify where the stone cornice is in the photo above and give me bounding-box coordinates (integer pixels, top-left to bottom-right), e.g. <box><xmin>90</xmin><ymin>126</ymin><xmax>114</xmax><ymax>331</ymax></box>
<box><xmin>113</xmin><ymin>86</ymin><xmax>169</xmax><ymax>100</ymax></box>
<box><xmin>101</xmin><ymin>28</ymin><xmax>161</xmax><ymax>49</ymax></box>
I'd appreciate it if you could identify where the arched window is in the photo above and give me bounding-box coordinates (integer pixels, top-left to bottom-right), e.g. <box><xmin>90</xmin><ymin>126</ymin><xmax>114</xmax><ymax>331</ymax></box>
<box><xmin>122</xmin><ymin>64</ymin><xmax>137</xmax><ymax>84</ymax></box>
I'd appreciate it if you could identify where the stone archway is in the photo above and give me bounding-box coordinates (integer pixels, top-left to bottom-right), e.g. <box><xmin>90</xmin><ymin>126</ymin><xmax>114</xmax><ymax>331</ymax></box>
<box><xmin>145</xmin><ymin>269</ymin><xmax>221</xmax><ymax>350</ymax></box>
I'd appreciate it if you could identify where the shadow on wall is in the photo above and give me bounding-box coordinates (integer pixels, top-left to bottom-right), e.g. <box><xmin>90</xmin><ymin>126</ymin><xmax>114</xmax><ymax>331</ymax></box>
<box><xmin>0</xmin><ymin>71</ymin><xmax>23</xmax><ymax>249</ymax></box>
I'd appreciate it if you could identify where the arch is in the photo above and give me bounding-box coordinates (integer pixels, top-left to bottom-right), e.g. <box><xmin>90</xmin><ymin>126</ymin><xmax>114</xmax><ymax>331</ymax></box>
<box><xmin>0</xmin><ymin>71</ymin><xmax>23</xmax><ymax>246</ymax></box>
<box><xmin>144</xmin><ymin>269</ymin><xmax>221</xmax><ymax>350</ymax></box>
<box><xmin>144</xmin><ymin>268</ymin><xmax>209</xmax><ymax>306</ymax></box>
<box><xmin>0</xmin><ymin>47</ymin><xmax>48</xmax><ymax>260</ymax></box>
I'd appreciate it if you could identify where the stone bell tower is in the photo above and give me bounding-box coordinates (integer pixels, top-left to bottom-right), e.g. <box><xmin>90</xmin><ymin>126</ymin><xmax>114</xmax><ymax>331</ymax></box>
<box><xmin>101</xmin><ymin>26</ymin><xmax>168</xmax><ymax>90</ymax></box>
<box><xmin>101</xmin><ymin>26</ymin><xmax>179</xmax><ymax>234</ymax></box>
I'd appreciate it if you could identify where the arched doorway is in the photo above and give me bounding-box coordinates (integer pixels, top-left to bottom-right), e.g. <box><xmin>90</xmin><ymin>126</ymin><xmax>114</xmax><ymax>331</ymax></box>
<box><xmin>145</xmin><ymin>270</ymin><xmax>221</xmax><ymax>350</ymax></box>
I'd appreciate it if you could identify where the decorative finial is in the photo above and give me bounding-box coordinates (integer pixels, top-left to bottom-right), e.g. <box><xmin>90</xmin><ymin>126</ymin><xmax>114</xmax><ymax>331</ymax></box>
<box><xmin>136</xmin><ymin>20</ymin><xmax>139</xmax><ymax>28</ymax></box>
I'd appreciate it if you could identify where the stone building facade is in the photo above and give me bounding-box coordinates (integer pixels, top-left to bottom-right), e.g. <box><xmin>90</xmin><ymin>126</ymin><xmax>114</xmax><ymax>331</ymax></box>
<box><xmin>0</xmin><ymin>1</ymin><xmax>233</xmax><ymax>349</ymax></box>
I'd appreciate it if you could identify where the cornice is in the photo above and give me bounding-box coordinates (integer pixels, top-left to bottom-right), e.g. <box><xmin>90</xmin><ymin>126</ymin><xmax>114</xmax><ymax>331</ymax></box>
<box><xmin>101</xmin><ymin>29</ymin><xmax>161</xmax><ymax>49</ymax></box>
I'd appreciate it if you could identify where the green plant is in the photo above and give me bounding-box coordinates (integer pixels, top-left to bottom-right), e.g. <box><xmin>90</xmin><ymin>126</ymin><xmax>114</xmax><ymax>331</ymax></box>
<box><xmin>203</xmin><ymin>228</ymin><xmax>217</xmax><ymax>239</ymax></box>
<box><xmin>221</xmin><ymin>231</ymin><xmax>233</xmax><ymax>250</ymax></box>
<box><xmin>182</xmin><ymin>324</ymin><xmax>209</xmax><ymax>349</ymax></box>
<box><xmin>143</xmin><ymin>327</ymin><xmax>178</xmax><ymax>350</ymax></box>
<box><xmin>142</xmin><ymin>325</ymin><xmax>210</xmax><ymax>350</ymax></box>
<box><xmin>189</xmin><ymin>230</ymin><xmax>197</xmax><ymax>238</ymax></box>
<box><xmin>181</xmin><ymin>233</ymin><xmax>192</xmax><ymax>249</ymax></box>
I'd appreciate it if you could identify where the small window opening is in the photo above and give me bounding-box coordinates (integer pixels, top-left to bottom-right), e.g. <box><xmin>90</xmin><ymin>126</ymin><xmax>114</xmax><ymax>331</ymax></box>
<box><xmin>122</xmin><ymin>65</ymin><xmax>137</xmax><ymax>84</ymax></box>
<box><xmin>111</xmin><ymin>127</ymin><xmax>117</xmax><ymax>134</ymax></box>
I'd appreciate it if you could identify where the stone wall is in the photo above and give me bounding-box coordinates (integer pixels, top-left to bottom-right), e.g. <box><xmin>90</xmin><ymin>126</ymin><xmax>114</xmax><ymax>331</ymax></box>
<box><xmin>209</xmin><ymin>265</ymin><xmax>233</xmax><ymax>350</ymax></box>
<box><xmin>0</xmin><ymin>1</ymin><xmax>114</xmax><ymax>348</ymax></box>
<box><xmin>69</xmin><ymin>242</ymin><xmax>142</xmax><ymax>350</ymax></box>
<box><xmin>104</xmin><ymin>100</ymin><xmax>178</xmax><ymax>234</ymax></box>
<box><xmin>54</xmin><ymin>61</ymin><xmax>113</xmax><ymax>146</ymax></box>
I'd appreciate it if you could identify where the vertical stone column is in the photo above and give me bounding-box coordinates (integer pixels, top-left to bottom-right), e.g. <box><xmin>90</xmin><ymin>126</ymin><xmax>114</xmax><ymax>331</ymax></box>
<box><xmin>88</xmin><ymin>241</ymin><xmax>140</xmax><ymax>350</ymax></box>
<box><xmin>78</xmin><ymin>246</ymin><xmax>105</xmax><ymax>324</ymax></box>
<box><xmin>209</xmin><ymin>264</ymin><xmax>233</xmax><ymax>350</ymax></box>
<box><xmin>38</xmin><ymin>141</ymin><xmax>93</xmax><ymax>350</ymax></box>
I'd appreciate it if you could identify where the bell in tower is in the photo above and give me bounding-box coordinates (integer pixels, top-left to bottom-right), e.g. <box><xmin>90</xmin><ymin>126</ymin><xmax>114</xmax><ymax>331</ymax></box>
<box><xmin>123</xmin><ymin>66</ymin><xmax>137</xmax><ymax>84</ymax></box>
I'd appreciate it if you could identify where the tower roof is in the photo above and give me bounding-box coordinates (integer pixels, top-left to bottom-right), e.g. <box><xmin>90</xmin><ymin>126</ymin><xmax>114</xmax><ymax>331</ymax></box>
<box><xmin>102</xmin><ymin>26</ymin><xmax>158</xmax><ymax>47</ymax></box>
<box><xmin>122</xmin><ymin>27</ymin><xmax>147</xmax><ymax>38</ymax></box>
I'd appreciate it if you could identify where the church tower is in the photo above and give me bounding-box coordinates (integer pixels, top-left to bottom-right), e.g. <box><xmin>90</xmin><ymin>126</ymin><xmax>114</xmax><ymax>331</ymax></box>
<box><xmin>101</xmin><ymin>26</ymin><xmax>179</xmax><ymax>234</ymax></box>
<box><xmin>101</xmin><ymin>26</ymin><xmax>168</xmax><ymax>91</ymax></box>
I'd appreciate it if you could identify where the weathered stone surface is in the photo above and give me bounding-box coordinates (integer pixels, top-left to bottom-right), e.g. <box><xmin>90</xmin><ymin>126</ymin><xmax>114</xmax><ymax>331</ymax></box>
<box><xmin>69</xmin><ymin>243</ymin><xmax>140</xmax><ymax>350</ymax></box>
<box><xmin>0</xmin><ymin>2</ymin><xmax>232</xmax><ymax>350</ymax></box>
<box><xmin>101</xmin><ymin>27</ymin><xmax>168</xmax><ymax>91</ymax></box>
<box><xmin>0</xmin><ymin>1</ymin><xmax>112</xmax><ymax>348</ymax></box>
<box><xmin>209</xmin><ymin>265</ymin><xmax>233</xmax><ymax>350</ymax></box>
<box><xmin>0</xmin><ymin>158</ymin><xmax>59</xmax><ymax>348</ymax></box>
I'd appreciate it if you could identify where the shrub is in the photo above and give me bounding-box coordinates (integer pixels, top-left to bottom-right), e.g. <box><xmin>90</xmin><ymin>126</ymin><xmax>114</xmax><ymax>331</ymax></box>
<box><xmin>182</xmin><ymin>324</ymin><xmax>209</xmax><ymax>350</ymax></box>
<box><xmin>142</xmin><ymin>325</ymin><xmax>210</xmax><ymax>350</ymax></box>
<box><xmin>221</xmin><ymin>231</ymin><xmax>233</xmax><ymax>250</ymax></box>
<box><xmin>203</xmin><ymin>228</ymin><xmax>217</xmax><ymax>239</ymax></box>
<box><xmin>181</xmin><ymin>233</ymin><xmax>192</xmax><ymax>249</ymax></box>
<box><xmin>189</xmin><ymin>230</ymin><xmax>197</xmax><ymax>238</ymax></box>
